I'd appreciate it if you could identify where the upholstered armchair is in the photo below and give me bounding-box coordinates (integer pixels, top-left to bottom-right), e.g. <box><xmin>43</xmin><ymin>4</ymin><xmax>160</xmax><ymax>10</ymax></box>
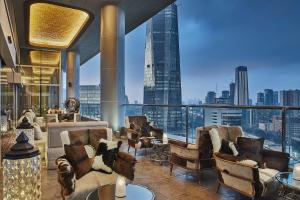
<box><xmin>214</xmin><ymin>149</ymin><xmax>289</xmax><ymax>199</ymax></box>
<box><xmin>56</xmin><ymin>128</ymin><xmax>137</xmax><ymax>200</ymax></box>
<box><xmin>125</xmin><ymin>115</ymin><xmax>163</xmax><ymax>156</ymax></box>
<box><xmin>169</xmin><ymin>126</ymin><xmax>243</xmax><ymax>180</ymax></box>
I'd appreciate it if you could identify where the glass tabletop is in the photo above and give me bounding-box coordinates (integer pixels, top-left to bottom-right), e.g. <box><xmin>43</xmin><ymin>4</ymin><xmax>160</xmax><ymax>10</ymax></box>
<box><xmin>86</xmin><ymin>184</ymin><xmax>155</xmax><ymax>200</ymax></box>
<box><xmin>276</xmin><ymin>172</ymin><xmax>300</xmax><ymax>191</ymax></box>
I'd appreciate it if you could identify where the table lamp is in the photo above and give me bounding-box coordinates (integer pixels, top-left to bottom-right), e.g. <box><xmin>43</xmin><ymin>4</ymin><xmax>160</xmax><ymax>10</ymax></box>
<box><xmin>115</xmin><ymin>175</ymin><xmax>126</xmax><ymax>198</ymax></box>
<box><xmin>3</xmin><ymin>132</ymin><xmax>41</xmax><ymax>199</ymax></box>
<box><xmin>293</xmin><ymin>163</ymin><xmax>300</xmax><ymax>180</ymax></box>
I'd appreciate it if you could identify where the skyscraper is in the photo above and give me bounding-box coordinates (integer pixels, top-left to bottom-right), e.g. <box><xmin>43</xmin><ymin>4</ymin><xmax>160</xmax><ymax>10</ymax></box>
<box><xmin>143</xmin><ymin>3</ymin><xmax>182</xmax><ymax>134</ymax></box>
<box><xmin>264</xmin><ymin>89</ymin><xmax>274</xmax><ymax>105</ymax></box>
<box><xmin>205</xmin><ymin>91</ymin><xmax>216</xmax><ymax>104</ymax></box>
<box><xmin>229</xmin><ymin>82</ymin><xmax>235</xmax><ymax>105</ymax></box>
<box><xmin>256</xmin><ymin>92</ymin><xmax>264</xmax><ymax>105</ymax></box>
<box><xmin>273</xmin><ymin>91</ymin><xmax>279</xmax><ymax>105</ymax></box>
<box><xmin>234</xmin><ymin>66</ymin><xmax>249</xmax><ymax>105</ymax></box>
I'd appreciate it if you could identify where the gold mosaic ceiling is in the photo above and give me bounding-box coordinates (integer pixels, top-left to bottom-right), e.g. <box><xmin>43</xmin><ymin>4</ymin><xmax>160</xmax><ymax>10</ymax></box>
<box><xmin>30</xmin><ymin>50</ymin><xmax>60</xmax><ymax>66</ymax></box>
<box><xmin>29</xmin><ymin>3</ymin><xmax>90</xmax><ymax>49</ymax></box>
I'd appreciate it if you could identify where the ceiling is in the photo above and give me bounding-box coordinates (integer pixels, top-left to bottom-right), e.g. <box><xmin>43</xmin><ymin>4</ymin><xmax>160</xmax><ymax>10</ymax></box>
<box><xmin>11</xmin><ymin>0</ymin><xmax>175</xmax><ymax>65</ymax></box>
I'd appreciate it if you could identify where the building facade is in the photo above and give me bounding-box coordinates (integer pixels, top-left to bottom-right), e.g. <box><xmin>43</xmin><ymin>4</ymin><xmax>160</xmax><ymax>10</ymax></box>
<box><xmin>80</xmin><ymin>85</ymin><xmax>101</xmax><ymax>119</ymax></box>
<box><xmin>234</xmin><ymin>66</ymin><xmax>249</xmax><ymax>106</ymax></box>
<box><xmin>143</xmin><ymin>3</ymin><xmax>183</xmax><ymax>134</ymax></box>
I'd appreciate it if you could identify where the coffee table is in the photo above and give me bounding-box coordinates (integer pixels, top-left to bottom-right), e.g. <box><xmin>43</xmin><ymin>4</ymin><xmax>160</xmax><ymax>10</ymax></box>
<box><xmin>86</xmin><ymin>184</ymin><xmax>155</xmax><ymax>200</ymax></box>
<box><xmin>275</xmin><ymin>172</ymin><xmax>300</xmax><ymax>199</ymax></box>
<box><xmin>150</xmin><ymin>139</ymin><xmax>170</xmax><ymax>165</ymax></box>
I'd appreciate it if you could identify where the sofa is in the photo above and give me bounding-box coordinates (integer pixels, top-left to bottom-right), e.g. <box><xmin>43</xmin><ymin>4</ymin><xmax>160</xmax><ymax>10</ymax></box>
<box><xmin>169</xmin><ymin>125</ymin><xmax>241</xmax><ymax>180</ymax></box>
<box><xmin>47</xmin><ymin>121</ymin><xmax>108</xmax><ymax>169</ymax></box>
<box><xmin>56</xmin><ymin>128</ymin><xmax>136</xmax><ymax>200</ymax></box>
<box><xmin>125</xmin><ymin>115</ymin><xmax>163</xmax><ymax>156</ymax></box>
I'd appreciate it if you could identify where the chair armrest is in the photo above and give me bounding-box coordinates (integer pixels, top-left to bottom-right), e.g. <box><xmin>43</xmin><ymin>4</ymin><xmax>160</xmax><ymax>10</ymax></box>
<box><xmin>169</xmin><ymin>139</ymin><xmax>187</xmax><ymax>148</ymax></box>
<box><xmin>262</xmin><ymin>149</ymin><xmax>289</xmax><ymax>172</ymax></box>
<box><xmin>56</xmin><ymin>156</ymin><xmax>76</xmax><ymax>197</ymax></box>
<box><xmin>114</xmin><ymin>152</ymin><xmax>137</xmax><ymax>181</ymax></box>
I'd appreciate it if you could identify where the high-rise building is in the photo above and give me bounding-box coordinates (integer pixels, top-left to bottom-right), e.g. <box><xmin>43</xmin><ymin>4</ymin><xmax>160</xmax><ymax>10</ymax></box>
<box><xmin>273</xmin><ymin>91</ymin><xmax>279</xmax><ymax>105</ymax></box>
<box><xmin>280</xmin><ymin>90</ymin><xmax>300</xmax><ymax>106</ymax></box>
<box><xmin>143</xmin><ymin>3</ymin><xmax>182</xmax><ymax>134</ymax></box>
<box><xmin>222</xmin><ymin>90</ymin><xmax>230</xmax><ymax>98</ymax></box>
<box><xmin>229</xmin><ymin>82</ymin><xmax>235</xmax><ymax>105</ymax></box>
<box><xmin>257</xmin><ymin>92</ymin><xmax>264</xmax><ymax>105</ymax></box>
<box><xmin>264</xmin><ymin>89</ymin><xmax>274</xmax><ymax>105</ymax></box>
<box><xmin>80</xmin><ymin>85</ymin><xmax>101</xmax><ymax>119</ymax></box>
<box><xmin>205</xmin><ymin>91</ymin><xmax>216</xmax><ymax>104</ymax></box>
<box><xmin>234</xmin><ymin>66</ymin><xmax>249</xmax><ymax>105</ymax></box>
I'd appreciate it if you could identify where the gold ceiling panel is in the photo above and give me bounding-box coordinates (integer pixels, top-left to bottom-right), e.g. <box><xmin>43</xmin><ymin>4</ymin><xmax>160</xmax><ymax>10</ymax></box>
<box><xmin>32</xmin><ymin>68</ymin><xmax>56</xmax><ymax>75</ymax></box>
<box><xmin>30</xmin><ymin>51</ymin><xmax>60</xmax><ymax>66</ymax></box>
<box><xmin>29</xmin><ymin>3</ymin><xmax>90</xmax><ymax>48</ymax></box>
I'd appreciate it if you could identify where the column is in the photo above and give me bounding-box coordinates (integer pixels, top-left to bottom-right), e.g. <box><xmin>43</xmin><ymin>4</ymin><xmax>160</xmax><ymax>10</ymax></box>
<box><xmin>100</xmin><ymin>5</ymin><xmax>125</xmax><ymax>130</ymax></box>
<box><xmin>66</xmin><ymin>51</ymin><xmax>80</xmax><ymax>99</ymax></box>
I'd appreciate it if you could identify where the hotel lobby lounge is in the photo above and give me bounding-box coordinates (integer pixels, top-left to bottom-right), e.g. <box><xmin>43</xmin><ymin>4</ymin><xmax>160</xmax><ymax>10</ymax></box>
<box><xmin>0</xmin><ymin>0</ymin><xmax>299</xmax><ymax>199</ymax></box>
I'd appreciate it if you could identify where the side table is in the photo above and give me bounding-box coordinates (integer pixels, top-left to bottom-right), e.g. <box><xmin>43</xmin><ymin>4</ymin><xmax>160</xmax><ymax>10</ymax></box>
<box><xmin>275</xmin><ymin>172</ymin><xmax>300</xmax><ymax>200</ymax></box>
<box><xmin>150</xmin><ymin>139</ymin><xmax>170</xmax><ymax>165</ymax></box>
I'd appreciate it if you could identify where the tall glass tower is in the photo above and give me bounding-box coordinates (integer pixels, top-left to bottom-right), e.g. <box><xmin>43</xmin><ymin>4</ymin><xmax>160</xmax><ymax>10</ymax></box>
<box><xmin>234</xmin><ymin>66</ymin><xmax>249</xmax><ymax>106</ymax></box>
<box><xmin>143</xmin><ymin>3</ymin><xmax>182</xmax><ymax>135</ymax></box>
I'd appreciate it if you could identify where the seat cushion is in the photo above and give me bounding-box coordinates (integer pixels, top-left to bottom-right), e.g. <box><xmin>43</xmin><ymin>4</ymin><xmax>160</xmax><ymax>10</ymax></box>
<box><xmin>209</xmin><ymin>128</ymin><xmax>222</xmax><ymax>153</ymax></box>
<box><xmin>68</xmin><ymin>129</ymin><xmax>89</xmax><ymax>145</ymax></box>
<box><xmin>66</xmin><ymin>171</ymin><xmax>118</xmax><ymax>200</ymax></box>
<box><xmin>259</xmin><ymin>168</ymin><xmax>279</xmax><ymax>196</ymax></box>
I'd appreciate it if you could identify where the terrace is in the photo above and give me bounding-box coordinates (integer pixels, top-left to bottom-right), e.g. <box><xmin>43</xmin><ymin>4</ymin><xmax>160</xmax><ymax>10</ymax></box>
<box><xmin>1</xmin><ymin>0</ymin><xmax>299</xmax><ymax>200</ymax></box>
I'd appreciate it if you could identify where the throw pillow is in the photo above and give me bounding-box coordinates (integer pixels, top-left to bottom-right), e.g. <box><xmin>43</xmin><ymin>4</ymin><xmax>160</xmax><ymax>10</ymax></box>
<box><xmin>238</xmin><ymin>159</ymin><xmax>258</xmax><ymax>167</ymax></box>
<box><xmin>92</xmin><ymin>139</ymin><xmax>122</xmax><ymax>173</ymax></box>
<box><xmin>84</xmin><ymin>145</ymin><xmax>96</xmax><ymax>158</ymax></box>
<box><xmin>220</xmin><ymin>139</ymin><xmax>233</xmax><ymax>155</ymax></box>
<box><xmin>89</xmin><ymin>128</ymin><xmax>108</xmax><ymax>150</ymax></box>
<box><xmin>68</xmin><ymin>129</ymin><xmax>89</xmax><ymax>145</ymax></box>
<box><xmin>209</xmin><ymin>128</ymin><xmax>221</xmax><ymax>153</ymax></box>
<box><xmin>237</xmin><ymin>137</ymin><xmax>265</xmax><ymax>167</ymax></box>
<box><xmin>64</xmin><ymin>144</ymin><xmax>92</xmax><ymax>179</ymax></box>
<box><xmin>141</xmin><ymin>122</ymin><xmax>151</xmax><ymax>137</ymax></box>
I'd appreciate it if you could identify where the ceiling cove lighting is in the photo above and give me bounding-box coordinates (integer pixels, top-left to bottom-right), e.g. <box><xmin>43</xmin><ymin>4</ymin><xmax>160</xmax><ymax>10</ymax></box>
<box><xmin>29</xmin><ymin>3</ymin><xmax>90</xmax><ymax>49</ymax></box>
<box><xmin>30</xmin><ymin>51</ymin><xmax>60</xmax><ymax>66</ymax></box>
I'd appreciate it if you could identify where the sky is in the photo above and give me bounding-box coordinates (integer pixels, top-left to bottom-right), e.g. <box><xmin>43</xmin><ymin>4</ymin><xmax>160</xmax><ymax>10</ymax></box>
<box><xmin>81</xmin><ymin>0</ymin><xmax>300</xmax><ymax>104</ymax></box>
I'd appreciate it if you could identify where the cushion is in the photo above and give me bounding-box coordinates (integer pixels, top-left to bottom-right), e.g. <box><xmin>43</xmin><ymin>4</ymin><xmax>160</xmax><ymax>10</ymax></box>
<box><xmin>64</xmin><ymin>144</ymin><xmax>92</xmax><ymax>179</ymax></box>
<box><xmin>89</xmin><ymin>128</ymin><xmax>107</xmax><ymax>149</ymax></box>
<box><xmin>238</xmin><ymin>159</ymin><xmax>258</xmax><ymax>167</ymax></box>
<box><xmin>198</xmin><ymin>131</ymin><xmax>213</xmax><ymax>160</ymax></box>
<box><xmin>84</xmin><ymin>145</ymin><xmax>96</xmax><ymax>158</ymax></box>
<box><xmin>209</xmin><ymin>128</ymin><xmax>221</xmax><ymax>153</ymax></box>
<box><xmin>237</xmin><ymin>137</ymin><xmax>265</xmax><ymax>167</ymax></box>
<box><xmin>220</xmin><ymin>139</ymin><xmax>233</xmax><ymax>155</ymax></box>
<box><xmin>92</xmin><ymin>155</ymin><xmax>113</xmax><ymax>173</ymax></box>
<box><xmin>68</xmin><ymin>129</ymin><xmax>89</xmax><ymax>145</ymax></box>
<box><xmin>229</xmin><ymin>142</ymin><xmax>239</xmax><ymax>156</ymax></box>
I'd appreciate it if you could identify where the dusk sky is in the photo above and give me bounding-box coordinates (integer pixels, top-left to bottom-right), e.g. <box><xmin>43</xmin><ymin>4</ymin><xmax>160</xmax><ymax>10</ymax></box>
<box><xmin>81</xmin><ymin>0</ymin><xmax>300</xmax><ymax>104</ymax></box>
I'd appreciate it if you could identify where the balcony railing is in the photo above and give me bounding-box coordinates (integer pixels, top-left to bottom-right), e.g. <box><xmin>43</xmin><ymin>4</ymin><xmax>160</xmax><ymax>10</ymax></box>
<box><xmin>123</xmin><ymin>103</ymin><xmax>300</xmax><ymax>165</ymax></box>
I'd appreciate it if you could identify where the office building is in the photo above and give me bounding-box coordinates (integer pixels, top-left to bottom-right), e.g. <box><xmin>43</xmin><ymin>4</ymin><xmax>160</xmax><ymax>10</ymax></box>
<box><xmin>205</xmin><ymin>91</ymin><xmax>216</xmax><ymax>104</ymax></box>
<box><xmin>143</xmin><ymin>3</ymin><xmax>182</xmax><ymax>134</ymax></box>
<box><xmin>234</xmin><ymin>66</ymin><xmax>249</xmax><ymax>105</ymax></box>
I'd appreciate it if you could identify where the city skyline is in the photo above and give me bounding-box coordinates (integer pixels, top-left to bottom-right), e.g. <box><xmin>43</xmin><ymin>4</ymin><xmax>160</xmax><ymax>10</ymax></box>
<box><xmin>81</xmin><ymin>0</ymin><xmax>300</xmax><ymax>103</ymax></box>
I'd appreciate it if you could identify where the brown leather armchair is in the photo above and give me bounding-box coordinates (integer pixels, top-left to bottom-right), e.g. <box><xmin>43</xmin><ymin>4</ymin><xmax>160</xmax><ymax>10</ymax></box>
<box><xmin>125</xmin><ymin>115</ymin><xmax>163</xmax><ymax>156</ymax></box>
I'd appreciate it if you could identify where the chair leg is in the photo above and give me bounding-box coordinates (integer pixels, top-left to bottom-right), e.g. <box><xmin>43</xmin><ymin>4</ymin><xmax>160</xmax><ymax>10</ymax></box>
<box><xmin>216</xmin><ymin>182</ymin><xmax>221</xmax><ymax>193</ymax></box>
<box><xmin>127</xmin><ymin>145</ymin><xmax>130</xmax><ymax>153</ymax></box>
<box><xmin>134</xmin><ymin>148</ymin><xmax>137</xmax><ymax>157</ymax></box>
<box><xmin>170</xmin><ymin>163</ymin><xmax>173</xmax><ymax>175</ymax></box>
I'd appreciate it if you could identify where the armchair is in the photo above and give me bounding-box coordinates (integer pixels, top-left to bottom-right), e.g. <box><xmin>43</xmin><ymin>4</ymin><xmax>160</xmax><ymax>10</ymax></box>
<box><xmin>214</xmin><ymin>149</ymin><xmax>289</xmax><ymax>199</ymax></box>
<box><xmin>169</xmin><ymin>125</ymin><xmax>243</xmax><ymax>180</ymax></box>
<box><xmin>125</xmin><ymin>115</ymin><xmax>163</xmax><ymax>156</ymax></box>
<box><xmin>55</xmin><ymin>128</ymin><xmax>136</xmax><ymax>200</ymax></box>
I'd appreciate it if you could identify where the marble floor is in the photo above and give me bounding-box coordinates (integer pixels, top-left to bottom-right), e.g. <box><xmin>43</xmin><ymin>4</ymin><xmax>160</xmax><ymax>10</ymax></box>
<box><xmin>0</xmin><ymin>149</ymin><xmax>277</xmax><ymax>200</ymax></box>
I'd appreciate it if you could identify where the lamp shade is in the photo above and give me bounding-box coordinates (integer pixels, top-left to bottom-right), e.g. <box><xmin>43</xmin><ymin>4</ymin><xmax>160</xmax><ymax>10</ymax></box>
<box><xmin>1</xmin><ymin>111</ymin><xmax>8</xmax><ymax>133</ymax></box>
<box><xmin>115</xmin><ymin>175</ymin><xmax>126</xmax><ymax>198</ymax></box>
<box><xmin>16</xmin><ymin>117</ymin><xmax>34</xmax><ymax>145</ymax></box>
<box><xmin>293</xmin><ymin>163</ymin><xmax>300</xmax><ymax>180</ymax></box>
<box><xmin>3</xmin><ymin>132</ymin><xmax>41</xmax><ymax>199</ymax></box>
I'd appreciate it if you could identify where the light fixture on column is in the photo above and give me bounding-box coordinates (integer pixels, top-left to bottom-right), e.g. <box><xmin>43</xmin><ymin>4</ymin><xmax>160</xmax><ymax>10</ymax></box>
<box><xmin>16</xmin><ymin>117</ymin><xmax>34</xmax><ymax>146</ymax></box>
<box><xmin>1</xmin><ymin>109</ymin><xmax>8</xmax><ymax>133</ymax></box>
<box><xmin>3</xmin><ymin>132</ymin><xmax>41</xmax><ymax>199</ymax></box>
